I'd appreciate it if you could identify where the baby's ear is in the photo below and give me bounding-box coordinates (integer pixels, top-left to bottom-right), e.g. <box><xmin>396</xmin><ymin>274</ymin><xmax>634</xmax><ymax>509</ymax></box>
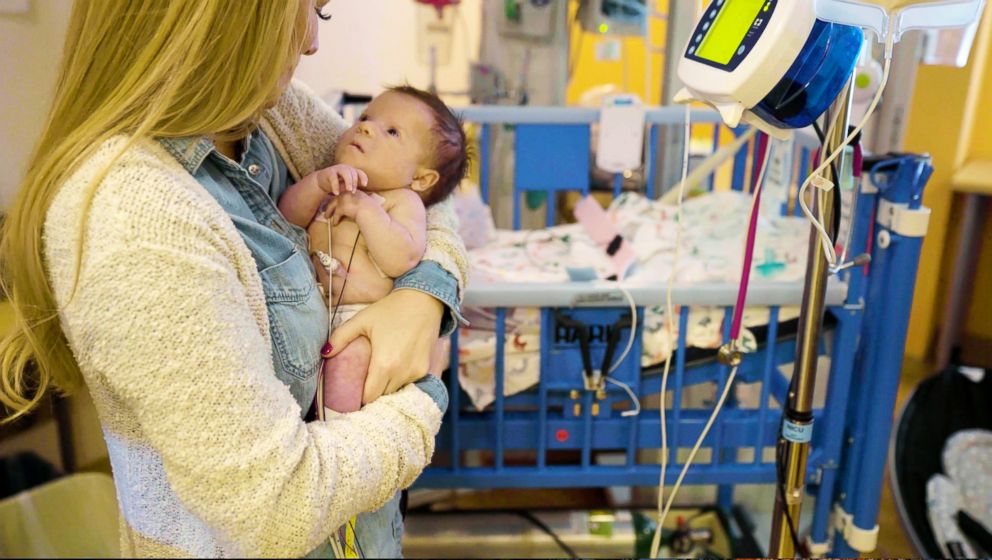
<box><xmin>411</xmin><ymin>167</ymin><xmax>440</xmax><ymax>193</ymax></box>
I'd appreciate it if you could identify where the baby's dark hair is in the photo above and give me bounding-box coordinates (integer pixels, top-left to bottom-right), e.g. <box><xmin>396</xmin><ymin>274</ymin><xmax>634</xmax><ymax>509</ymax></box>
<box><xmin>387</xmin><ymin>85</ymin><xmax>469</xmax><ymax>207</ymax></box>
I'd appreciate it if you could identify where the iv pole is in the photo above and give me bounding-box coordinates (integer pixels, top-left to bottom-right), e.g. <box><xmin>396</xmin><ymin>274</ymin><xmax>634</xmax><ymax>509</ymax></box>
<box><xmin>769</xmin><ymin>78</ymin><xmax>855</xmax><ymax>558</ymax></box>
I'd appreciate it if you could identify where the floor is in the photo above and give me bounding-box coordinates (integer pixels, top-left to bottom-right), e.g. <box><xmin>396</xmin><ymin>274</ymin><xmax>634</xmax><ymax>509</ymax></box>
<box><xmin>871</xmin><ymin>356</ymin><xmax>931</xmax><ymax>558</ymax></box>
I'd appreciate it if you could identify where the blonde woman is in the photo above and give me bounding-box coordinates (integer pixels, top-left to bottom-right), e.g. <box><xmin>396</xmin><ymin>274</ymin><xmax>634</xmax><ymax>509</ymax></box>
<box><xmin>0</xmin><ymin>0</ymin><xmax>466</xmax><ymax>557</ymax></box>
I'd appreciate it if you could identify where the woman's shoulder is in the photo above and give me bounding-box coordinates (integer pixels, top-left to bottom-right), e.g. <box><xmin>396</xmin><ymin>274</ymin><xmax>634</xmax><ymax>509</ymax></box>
<box><xmin>260</xmin><ymin>80</ymin><xmax>348</xmax><ymax>180</ymax></box>
<box><xmin>263</xmin><ymin>79</ymin><xmax>332</xmax><ymax>125</ymax></box>
<box><xmin>46</xmin><ymin>135</ymin><xmax>237</xmax><ymax>258</ymax></box>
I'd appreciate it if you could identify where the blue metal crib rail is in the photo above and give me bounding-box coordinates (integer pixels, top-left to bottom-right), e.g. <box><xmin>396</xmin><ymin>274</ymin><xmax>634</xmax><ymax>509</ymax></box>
<box><xmin>416</xmin><ymin>105</ymin><xmax>932</xmax><ymax>555</ymax></box>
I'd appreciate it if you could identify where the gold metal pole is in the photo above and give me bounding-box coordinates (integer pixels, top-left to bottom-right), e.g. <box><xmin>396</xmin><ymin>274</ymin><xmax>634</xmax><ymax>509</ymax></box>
<box><xmin>768</xmin><ymin>79</ymin><xmax>854</xmax><ymax>558</ymax></box>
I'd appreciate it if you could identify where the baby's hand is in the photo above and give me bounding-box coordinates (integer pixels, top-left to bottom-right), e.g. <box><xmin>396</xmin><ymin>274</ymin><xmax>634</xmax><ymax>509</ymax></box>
<box><xmin>312</xmin><ymin>164</ymin><xmax>369</xmax><ymax>196</ymax></box>
<box><xmin>324</xmin><ymin>190</ymin><xmax>374</xmax><ymax>225</ymax></box>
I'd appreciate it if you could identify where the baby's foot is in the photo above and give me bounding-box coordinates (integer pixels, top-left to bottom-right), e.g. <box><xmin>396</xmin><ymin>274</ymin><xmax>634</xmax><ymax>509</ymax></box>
<box><xmin>322</xmin><ymin>336</ymin><xmax>371</xmax><ymax>414</ymax></box>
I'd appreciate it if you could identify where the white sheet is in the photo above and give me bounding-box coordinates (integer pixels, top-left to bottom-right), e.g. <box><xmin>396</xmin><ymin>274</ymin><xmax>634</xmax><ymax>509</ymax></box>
<box><xmin>454</xmin><ymin>191</ymin><xmax>809</xmax><ymax>410</ymax></box>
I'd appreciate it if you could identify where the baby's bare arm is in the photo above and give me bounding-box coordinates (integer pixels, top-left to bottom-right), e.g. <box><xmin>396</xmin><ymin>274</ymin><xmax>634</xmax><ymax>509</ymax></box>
<box><xmin>278</xmin><ymin>174</ymin><xmax>326</xmax><ymax>228</ymax></box>
<box><xmin>349</xmin><ymin>190</ymin><xmax>427</xmax><ymax>278</ymax></box>
<box><xmin>278</xmin><ymin>164</ymin><xmax>369</xmax><ymax>228</ymax></box>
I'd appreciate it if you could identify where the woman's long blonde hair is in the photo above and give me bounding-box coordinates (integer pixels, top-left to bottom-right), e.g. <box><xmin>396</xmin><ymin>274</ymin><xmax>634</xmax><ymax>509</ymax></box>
<box><xmin>0</xmin><ymin>0</ymin><xmax>309</xmax><ymax>422</ymax></box>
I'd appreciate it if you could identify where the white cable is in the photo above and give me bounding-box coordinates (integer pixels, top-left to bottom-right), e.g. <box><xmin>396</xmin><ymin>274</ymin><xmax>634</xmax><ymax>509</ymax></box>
<box><xmin>657</xmin><ymin>364</ymin><xmax>740</xmax><ymax>531</ymax></box>
<box><xmin>649</xmin><ymin>101</ymin><xmax>692</xmax><ymax>559</ymax></box>
<box><xmin>659</xmin><ymin>140</ymin><xmax>770</xmax><ymax>536</ymax></box>
<box><xmin>606</xmin><ymin>376</ymin><xmax>642</xmax><ymax>417</ymax></box>
<box><xmin>796</xmin><ymin>28</ymin><xmax>895</xmax><ymax>270</ymax></box>
<box><xmin>608</xmin><ymin>285</ymin><xmax>639</xmax><ymax>375</ymax></box>
<box><xmin>603</xmin><ymin>285</ymin><xmax>642</xmax><ymax>417</ymax></box>
<box><xmin>650</xmin><ymin>112</ymin><xmax>771</xmax><ymax>558</ymax></box>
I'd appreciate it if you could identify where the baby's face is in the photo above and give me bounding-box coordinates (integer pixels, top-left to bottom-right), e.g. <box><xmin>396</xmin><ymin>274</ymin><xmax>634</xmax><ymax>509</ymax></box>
<box><xmin>334</xmin><ymin>91</ymin><xmax>435</xmax><ymax>191</ymax></box>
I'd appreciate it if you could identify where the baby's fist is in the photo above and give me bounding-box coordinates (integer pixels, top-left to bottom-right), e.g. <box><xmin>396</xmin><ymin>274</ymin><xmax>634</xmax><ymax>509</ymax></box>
<box><xmin>312</xmin><ymin>164</ymin><xmax>369</xmax><ymax>196</ymax></box>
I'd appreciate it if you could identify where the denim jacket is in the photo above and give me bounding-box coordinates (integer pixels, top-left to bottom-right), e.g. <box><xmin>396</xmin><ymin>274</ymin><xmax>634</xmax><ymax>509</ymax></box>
<box><xmin>159</xmin><ymin>131</ymin><xmax>452</xmax><ymax>558</ymax></box>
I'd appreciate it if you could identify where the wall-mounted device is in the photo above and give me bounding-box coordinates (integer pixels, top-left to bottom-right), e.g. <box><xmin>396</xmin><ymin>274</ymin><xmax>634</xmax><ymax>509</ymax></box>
<box><xmin>501</xmin><ymin>0</ymin><xmax>557</xmax><ymax>40</ymax></box>
<box><xmin>578</xmin><ymin>0</ymin><xmax>647</xmax><ymax>36</ymax></box>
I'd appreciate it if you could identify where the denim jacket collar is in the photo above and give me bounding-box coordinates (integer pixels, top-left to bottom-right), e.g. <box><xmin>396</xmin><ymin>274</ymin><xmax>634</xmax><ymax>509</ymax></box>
<box><xmin>157</xmin><ymin>136</ymin><xmax>215</xmax><ymax>174</ymax></box>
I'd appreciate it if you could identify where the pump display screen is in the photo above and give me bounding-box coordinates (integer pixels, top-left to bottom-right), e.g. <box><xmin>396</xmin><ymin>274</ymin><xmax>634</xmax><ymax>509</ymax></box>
<box><xmin>695</xmin><ymin>0</ymin><xmax>767</xmax><ymax>65</ymax></box>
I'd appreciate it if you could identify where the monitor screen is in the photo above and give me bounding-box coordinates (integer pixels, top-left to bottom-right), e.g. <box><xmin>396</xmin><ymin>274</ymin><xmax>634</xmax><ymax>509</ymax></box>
<box><xmin>695</xmin><ymin>0</ymin><xmax>767</xmax><ymax>65</ymax></box>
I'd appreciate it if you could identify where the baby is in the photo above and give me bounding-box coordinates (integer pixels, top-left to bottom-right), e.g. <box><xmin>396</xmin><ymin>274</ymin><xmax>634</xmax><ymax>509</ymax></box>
<box><xmin>278</xmin><ymin>85</ymin><xmax>468</xmax><ymax>413</ymax></box>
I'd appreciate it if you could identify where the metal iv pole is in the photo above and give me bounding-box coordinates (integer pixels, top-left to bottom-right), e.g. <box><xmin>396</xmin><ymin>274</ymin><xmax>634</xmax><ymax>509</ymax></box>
<box><xmin>768</xmin><ymin>78</ymin><xmax>856</xmax><ymax>558</ymax></box>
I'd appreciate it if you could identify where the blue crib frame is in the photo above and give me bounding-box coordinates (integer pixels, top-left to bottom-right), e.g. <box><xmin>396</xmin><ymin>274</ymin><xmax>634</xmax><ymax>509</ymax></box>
<box><xmin>415</xmin><ymin>106</ymin><xmax>932</xmax><ymax>555</ymax></box>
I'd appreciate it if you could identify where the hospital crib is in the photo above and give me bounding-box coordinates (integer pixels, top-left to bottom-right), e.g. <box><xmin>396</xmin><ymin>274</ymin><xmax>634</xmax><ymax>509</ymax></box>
<box><xmin>416</xmin><ymin>105</ymin><xmax>932</xmax><ymax>554</ymax></box>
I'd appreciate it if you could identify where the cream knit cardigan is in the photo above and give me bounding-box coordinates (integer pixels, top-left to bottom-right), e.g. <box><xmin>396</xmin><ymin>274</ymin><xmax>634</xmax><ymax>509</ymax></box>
<box><xmin>42</xmin><ymin>81</ymin><xmax>467</xmax><ymax>558</ymax></box>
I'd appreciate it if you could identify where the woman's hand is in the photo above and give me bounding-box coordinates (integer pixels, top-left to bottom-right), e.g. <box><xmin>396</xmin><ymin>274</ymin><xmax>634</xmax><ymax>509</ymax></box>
<box><xmin>327</xmin><ymin>289</ymin><xmax>444</xmax><ymax>404</ymax></box>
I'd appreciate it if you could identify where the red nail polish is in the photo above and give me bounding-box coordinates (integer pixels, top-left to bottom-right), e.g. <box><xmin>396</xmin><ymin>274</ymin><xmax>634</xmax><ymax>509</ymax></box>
<box><xmin>321</xmin><ymin>342</ymin><xmax>333</xmax><ymax>357</ymax></box>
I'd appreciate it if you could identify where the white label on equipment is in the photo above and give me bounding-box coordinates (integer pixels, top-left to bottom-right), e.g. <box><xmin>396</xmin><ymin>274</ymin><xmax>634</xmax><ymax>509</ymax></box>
<box><xmin>596</xmin><ymin>94</ymin><xmax>645</xmax><ymax>174</ymax></box>
<box><xmin>596</xmin><ymin>39</ymin><xmax>622</xmax><ymax>61</ymax></box>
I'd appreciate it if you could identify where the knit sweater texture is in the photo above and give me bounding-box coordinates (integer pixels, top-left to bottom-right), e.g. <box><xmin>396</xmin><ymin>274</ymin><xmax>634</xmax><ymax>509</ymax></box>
<box><xmin>42</xmin><ymin>81</ymin><xmax>466</xmax><ymax>557</ymax></box>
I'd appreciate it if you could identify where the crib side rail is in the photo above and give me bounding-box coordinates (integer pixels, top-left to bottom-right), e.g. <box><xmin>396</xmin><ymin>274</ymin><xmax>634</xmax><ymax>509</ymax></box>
<box><xmin>457</xmin><ymin>104</ymin><xmax>824</xmax><ymax>228</ymax></box>
<box><xmin>463</xmin><ymin>278</ymin><xmax>849</xmax><ymax>308</ymax></box>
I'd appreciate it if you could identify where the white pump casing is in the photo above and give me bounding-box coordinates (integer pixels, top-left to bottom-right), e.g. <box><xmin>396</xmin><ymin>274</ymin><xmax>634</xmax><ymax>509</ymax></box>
<box><xmin>674</xmin><ymin>0</ymin><xmax>817</xmax><ymax>133</ymax></box>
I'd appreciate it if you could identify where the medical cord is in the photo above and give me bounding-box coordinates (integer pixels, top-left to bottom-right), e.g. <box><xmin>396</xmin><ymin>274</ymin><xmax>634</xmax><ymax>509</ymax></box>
<box><xmin>328</xmin><ymin>232</ymin><xmax>362</xmax><ymax>335</ymax></box>
<box><xmin>653</xmin><ymin>139</ymin><xmax>770</xmax><ymax>557</ymax></box>
<box><xmin>605</xmin><ymin>285</ymin><xmax>641</xmax><ymax>417</ymax></box>
<box><xmin>729</xmin><ymin>133</ymin><xmax>770</xmax><ymax>341</ymax></box>
<box><xmin>515</xmin><ymin>510</ymin><xmax>579</xmax><ymax>559</ymax></box>
<box><xmin>797</xmin><ymin>28</ymin><xmax>895</xmax><ymax>271</ymax></box>
<box><xmin>649</xmin><ymin>102</ymin><xmax>692</xmax><ymax>559</ymax></box>
<box><xmin>319</xmin><ymin>219</ymin><xmax>365</xmax><ymax>559</ymax></box>
<box><xmin>650</xmin><ymin>123</ymin><xmax>771</xmax><ymax>558</ymax></box>
<box><xmin>811</xmin><ymin>118</ymin><xmax>844</xmax><ymax>240</ymax></box>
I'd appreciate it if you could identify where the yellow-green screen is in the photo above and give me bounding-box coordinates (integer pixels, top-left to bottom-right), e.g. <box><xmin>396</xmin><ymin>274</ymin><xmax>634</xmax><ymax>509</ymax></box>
<box><xmin>695</xmin><ymin>0</ymin><xmax>767</xmax><ymax>65</ymax></box>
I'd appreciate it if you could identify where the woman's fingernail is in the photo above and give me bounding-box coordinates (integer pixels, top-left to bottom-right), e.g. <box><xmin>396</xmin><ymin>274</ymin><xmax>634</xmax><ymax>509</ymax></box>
<box><xmin>321</xmin><ymin>342</ymin><xmax>333</xmax><ymax>357</ymax></box>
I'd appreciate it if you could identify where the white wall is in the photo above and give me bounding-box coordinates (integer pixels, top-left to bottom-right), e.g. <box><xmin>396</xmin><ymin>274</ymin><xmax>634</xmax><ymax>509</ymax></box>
<box><xmin>294</xmin><ymin>0</ymin><xmax>481</xmax><ymax>103</ymax></box>
<box><xmin>0</xmin><ymin>1</ymin><xmax>72</xmax><ymax>209</ymax></box>
<box><xmin>0</xmin><ymin>1</ymin><xmax>482</xmax><ymax>208</ymax></box>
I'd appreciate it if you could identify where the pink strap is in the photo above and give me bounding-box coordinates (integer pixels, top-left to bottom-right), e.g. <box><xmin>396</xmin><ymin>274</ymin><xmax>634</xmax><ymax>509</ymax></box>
<box><xmin>729</xmin><ymin>133</ymin><xmax>769</xmax><ymax>342</ymax></box>
<box><xmin>574</xmin><ymin>195</ymin><xmax>637</xmax><ymax>280</ymax></box>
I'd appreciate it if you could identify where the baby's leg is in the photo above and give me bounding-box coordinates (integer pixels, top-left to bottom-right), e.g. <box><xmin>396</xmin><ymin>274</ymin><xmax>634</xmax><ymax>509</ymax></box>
<box><xmin>322</xmin><ymin>336</ymin><xmax>371</xmax><ymax>413</ymax></box>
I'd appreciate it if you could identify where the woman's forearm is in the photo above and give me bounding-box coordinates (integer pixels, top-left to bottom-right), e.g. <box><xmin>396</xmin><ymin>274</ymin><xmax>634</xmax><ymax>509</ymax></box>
<box><xmin>72</xmin><ymin>243</ymin><xmax>442</xmax><ymax>557</ymax></box>
<box><xmin>393</xmin><ymin>261</ymin><xmax>464</xmax><ymax>337</ymax></box>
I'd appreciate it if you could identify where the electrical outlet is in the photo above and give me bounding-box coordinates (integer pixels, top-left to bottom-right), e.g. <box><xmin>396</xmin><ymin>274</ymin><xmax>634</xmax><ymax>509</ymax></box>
<box><xmin>0</xmin><ymin>0</ymin><xmax>29</xmax><ymax>14</ymax></box>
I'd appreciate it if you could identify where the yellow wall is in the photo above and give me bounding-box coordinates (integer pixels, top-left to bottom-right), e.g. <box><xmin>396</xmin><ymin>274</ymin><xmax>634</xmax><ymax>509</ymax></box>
<box><xmin>903</xmin><ymin>6</ymin><xmax>992</xmax><ymax>358</ymax></box>
<box><xmin>566</xmin><ymin>1</ymin><xmax>669</xmax><ymax>105</ymax></box>
<box><xmin>961</xmin><ymin>19</ymin><xmax>992</xmax><ymax>341</ymax></box>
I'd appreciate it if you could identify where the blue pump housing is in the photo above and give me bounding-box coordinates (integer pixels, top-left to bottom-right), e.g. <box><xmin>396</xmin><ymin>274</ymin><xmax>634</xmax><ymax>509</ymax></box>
<box><xmin>751</xmin><ymin>20</ymin><xmax>863</xmax><ymax>130</ymax></box>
